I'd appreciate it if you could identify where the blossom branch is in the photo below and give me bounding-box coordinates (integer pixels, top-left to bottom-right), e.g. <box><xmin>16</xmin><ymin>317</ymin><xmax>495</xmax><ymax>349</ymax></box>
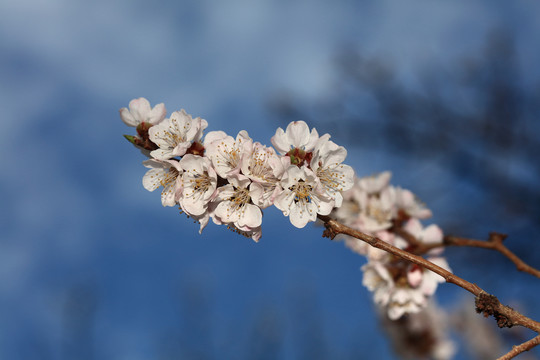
<box><xmin>319</xmin><ymin>215</ymin><xmax>540</xmax><ymax>338</ymax></box>
<box><xmin>443</xmin><ymin>233</ymin><xmax>540</xmax><ymax>279</ymax></box>
<box><xmin>408</xmin><ymin>230</ymin><xmax>540</xmax><ymax>279</ymax></box>
<box><xmin>498</xmin><ymin>335</ymin><xmax>540</xmax><ymax>360</ymax></box>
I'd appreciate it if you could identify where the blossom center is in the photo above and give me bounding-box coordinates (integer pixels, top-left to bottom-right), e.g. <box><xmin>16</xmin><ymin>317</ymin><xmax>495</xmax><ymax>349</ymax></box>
<box><xmin>160</xmin><ymin>167</ymin><xmax>180</xmax><ymax>188</ymax></box>
<box><xmin>290</xmin><ymin>181</ymin><xmax>313</xmax><ymax>205</ymax></box>
<box><xmin>226</xmin><ymin>187</ymin><xmax>251</xmax><ymax>212</ymax></box>
<box><xmin>216</xmin><ymin>141</ymin><xmax>242</xmax><ymax>169</ymax></box>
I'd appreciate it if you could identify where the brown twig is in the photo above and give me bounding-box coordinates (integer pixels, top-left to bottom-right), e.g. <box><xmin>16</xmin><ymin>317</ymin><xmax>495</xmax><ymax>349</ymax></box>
<box><xmin>318</xmin><ymin>215</ymin><xmax>540</xmax><ymax>359</ymax></box>
<box><xmin>498</xmin><ymin>335</ymin><xmax>540</xmax><ymax>360</ymax></box>
<box><xmin>444</xmin><ymin>233</ymin><xmax>540</xmax><ymax>279</ymax></box>
<box><xmin>393</xmin><ymin>228</ymin><xmax>540</xmax><ymax>280</ymax></box>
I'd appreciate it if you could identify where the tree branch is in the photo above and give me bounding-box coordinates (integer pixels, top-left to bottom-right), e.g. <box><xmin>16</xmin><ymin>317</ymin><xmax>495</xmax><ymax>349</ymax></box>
<box><xmin>444</xmin><ymin>233</ymin><xmax>540</xmax><ymax>279</ymax></box>
<box><xmin>318</xmin><ymin>215</ymin><xmax>540</xmax><ymax>340</ymax></box>
<box><xmin>497</xmin><ymin>335</ymin><xmax>540</xmax><ymax>360</ymax></box>
<box><xmin>392</xmin><ymin>227</ymin><xmax>540</xmax><ymax>280</ymax></box>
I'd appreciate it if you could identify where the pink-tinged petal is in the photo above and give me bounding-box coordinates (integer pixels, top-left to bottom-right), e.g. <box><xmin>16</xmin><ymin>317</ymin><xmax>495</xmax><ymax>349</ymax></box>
<box><xmin>419</xmin><ymin>276</ymin><xmax>438</xmax><ymax>297</ymax></box>
<box><xmin>404</xmin><ymin>218</ymin><xmax>423</xmax><ymax>238</ymax></box>
<box><xmin>358</xmin><ymin>171</ymin><xmax>392</xmax><ymax>194</ymax></box>
<box><xmin>391</xmin><ymin>288</ymin><xmax>410</xmax><ymax>305</ymax></box>
<box><xmin>289</xmin><ymin>202</ymin><xmax>317</xmax><ymax>228</ymax></box>
<box><xmin>129</xmin><ymin>98</ymin><xmax>151</xmax><ymax>121</ymax></box>
<box><xmin>304</xmin><ymin>127</ymin><xmax>320</xmax><ymax>152</ymax></box>
<box><xmin>119</xmin><ymin>107</ymin><xmax>138</xmax><ymax>127</ymax></box>
<box><xmin>274</xmin><ymin>191</ymin><xmax>294</xmax><ymax>215</ymax></box>
<box><xmin>214</xmin><ymin>201</ymin><xmax>237</xmax><ymax>223</ymax></box>
<box><xmin>270</xmin><ymin>127</ymin><xmax>290</xmax><ymax>154</ymax></box>
<box><xmin>147</xmin><ymin>103</ymin><xmax>167</xmax><ymax>124</ymax></box>
<box><xmin>286</xmin><ymin>121</ymin><xmax>311</xmax><ymax>149</ymax></box>
<box><xmin>150</xmin><ymin>148</ymin><xmax>172</xmax><ymax>160</ymax></box>
<box><xmin>318</xmin><ymin>143</ymin><xmax>346</xmax><ymax>167</ymax></box>
<box><xmin>161</xmin><ymin>182</ymin><xmax>178</xmax><ymax>207</ymax></box>
<box><xmin>388</xmin><ymin>305</ymin><xmax>406</xmax><ymax>320</ymax></box>
<box><xmin>203</xmin><ymin>130</ymin><xmax>228</xmax><ymax>147</ymax></box>
<box><xmin>375</xmin><ymin>230</ymin><xmax>394</xmax><ymax>244</ymax></box>
<box><xmin>422</xmin><ymin>224</ymin><xmax>443</xmax><ymax>244</ymax></box>
<box><xmin>407</xmin><ymin>265</ymin><xmax>423</xmax><ymax>288</ymax></box>
<box><xmin>374</xmin><ymin>288</ymin><xmax>391</xmax><ymax>306</ymax></box>
<box><xmin>238</xmin><ymin>204</ymin><xmax>262</xmax><ymax>228</ymax></box>
<box><xmin>142</xmin><ymin>168</ymin><xmax>163</xmax><ymax>191</ymax></box>
<box><xmin>372</xmin><ymin>261</ymin><xmax>393</xmax><ymax>283</ymax></box>
<box><xmin>181</xmin><ymin>198</ymin><xmax>207</xmax><ymax>216</ymax></box>
<box><xmin>316</xmin><ymin>195</ymin><xmax>334</xmax><ymax>215</ymax></box>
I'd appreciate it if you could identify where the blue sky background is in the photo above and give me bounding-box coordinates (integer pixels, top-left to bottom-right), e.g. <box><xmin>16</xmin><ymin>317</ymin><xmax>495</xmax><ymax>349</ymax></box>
<box><xmin>1</xmin><ymin>1</ymin><xmax>540</xmax><ymax>359</ymax></box>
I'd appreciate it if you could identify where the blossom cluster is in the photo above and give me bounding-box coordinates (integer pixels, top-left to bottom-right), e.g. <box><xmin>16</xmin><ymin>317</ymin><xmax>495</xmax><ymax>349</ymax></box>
<box><xmin>120</xmin><ymin>97</ymin><xmax>355</xmax><ymax>242</ymax></box>
<box><xmin>120</xmin><ymin>97</ymin><xmax>451</xmax><ymax>322</ymax></box>
<box><xmin>332</xmin><ymin>171</ymin><xmax>452</xmax><ymax>320</ymax></box>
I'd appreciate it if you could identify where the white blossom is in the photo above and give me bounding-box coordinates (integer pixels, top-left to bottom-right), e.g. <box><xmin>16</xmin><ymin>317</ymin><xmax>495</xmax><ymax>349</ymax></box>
<box><xmin>362</xmin><ymin>224</ymin><xmax>451</xmax><ymax>320</ymax></box>
<box><xmin>274</xmin><ymin>165</ymin><xmax>334</xmax><ymax>228</ymax></box>
<box><xmin>356</xmin><ymin>185</ymin><xmax>396</xmax><ymax>233</ymax></box>
<box><xmin>204</xmin><ymin>130</ymin><xmax>253</xmax><ymax>179</ymax></box>
<box><xmin>241</xmin><ymin>142</ymin><xmax>286</xmax><ymax>208</ymax></box>
<box><xmin>213</xmin><ymin>176</ymin><xmax>263</xmax><ymax>230</ymax></box>
<box><xmin>142</xmin><ymin>159</ymin><xmax>183</xmax><ymax>207</ymax></box>
<box><xmin>271</xmin><ymin>120</ymin><xmax>320</xmax><ymax>155</ymax></box>
<box><xmin>119</xmin><ymin>97</ymin><xmax>166</xmax><ymax>127</ymax></box>
<box><xmin>149</xmin><ymin>109</ymin><xmax>208</xmax><ymax>160</ymax></box>
<box><xmin>178</xmin><ymin>154</ymin><xmax>218</xmax><ymax>217</ymax></box>
<box><xmin>311</xmin><ymin>138</ymin><xmax>355</xmax><ymax>207</ymax></box>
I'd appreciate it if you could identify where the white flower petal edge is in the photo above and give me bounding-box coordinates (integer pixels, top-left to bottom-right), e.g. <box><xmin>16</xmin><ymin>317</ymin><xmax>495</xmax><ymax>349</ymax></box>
<box><xmin>142</xmin><ymin>159</ymin><xmax>183</xmax><ymax>207</ymax></box>
<box><xmin>274</xmin><ymin>165</ymin><xmax>333</xmax><ymax>228</ymax></box>
<box><xmin>179</xmin><ymin>154</ymin><xmax>217</xmax><ymax>216</ymax></box>
<box><xmin>311</xmin><ymin>138</ymin><xmax>355</xmax><ymax>207</ymax></box>
<box><xmin>358</xmin><ymin>171</ymin><xmax>392</xmax><ymax>194</ymax></box>
<box><xmin>214</xmin><ymin>176</ymin><xmax>263</xmax><ymax>229</ymax></box>
<box><xmin>271</xmin><ymin>121</ymin><xmax>320</xmax><ymax>154</ymax></box>
<box><xmin>241</xmin><ymin>142</ymin><xmax>286</xmax><ymax>208</ymax></box>
<box><xmin>149</xmin><ymin>109</ymin><xmax>208</xmax><ymax>160</ymax></box>
<box><xmin>120</xmin><ymin>97</ymin><xmax>166</xmax><ymax>127</ymax></box>
<box><xmin>205</xmin><ymin>130</ymin><xmax>253</xmax><ymax>179</ymax></box>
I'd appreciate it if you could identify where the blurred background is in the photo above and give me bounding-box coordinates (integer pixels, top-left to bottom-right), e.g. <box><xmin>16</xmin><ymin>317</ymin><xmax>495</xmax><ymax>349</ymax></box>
<box><xmin>1</xmin><ymin>0</ymin><xmax>539</xmax><ymax>359</ymax></box>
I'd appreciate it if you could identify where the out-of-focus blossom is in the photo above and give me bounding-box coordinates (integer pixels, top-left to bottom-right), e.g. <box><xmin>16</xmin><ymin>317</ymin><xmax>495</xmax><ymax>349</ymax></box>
<box><xmin>395</xmin><ymin>187</ymin><xmax>432</xmax><ymax>219</ymax></box>
<box><xmin>380</xmin><ymin>300</ymin><xmax>456</xmax><ymax>360</ymax></box>
<box><xmin>358</xmin><ymin>171</ymin><xmax>392</xmax><ymax>195</ymax></box>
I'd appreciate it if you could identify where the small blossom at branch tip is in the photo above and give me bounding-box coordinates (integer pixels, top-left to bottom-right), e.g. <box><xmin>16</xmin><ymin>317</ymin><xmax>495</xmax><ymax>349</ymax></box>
<box><xmin>271</xmin><ymin>120</ymin><xmax>320</xmax><ymax>155</ymax></box>
<box><xmin>149</xmin><ymin>109</ymin><xmax>208</xmax><ymax>160</ymax></box>
<box><xmin>119</xmin><ymin>97</ymin><xmax>166</xmax><ymax>127</ymax></box>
